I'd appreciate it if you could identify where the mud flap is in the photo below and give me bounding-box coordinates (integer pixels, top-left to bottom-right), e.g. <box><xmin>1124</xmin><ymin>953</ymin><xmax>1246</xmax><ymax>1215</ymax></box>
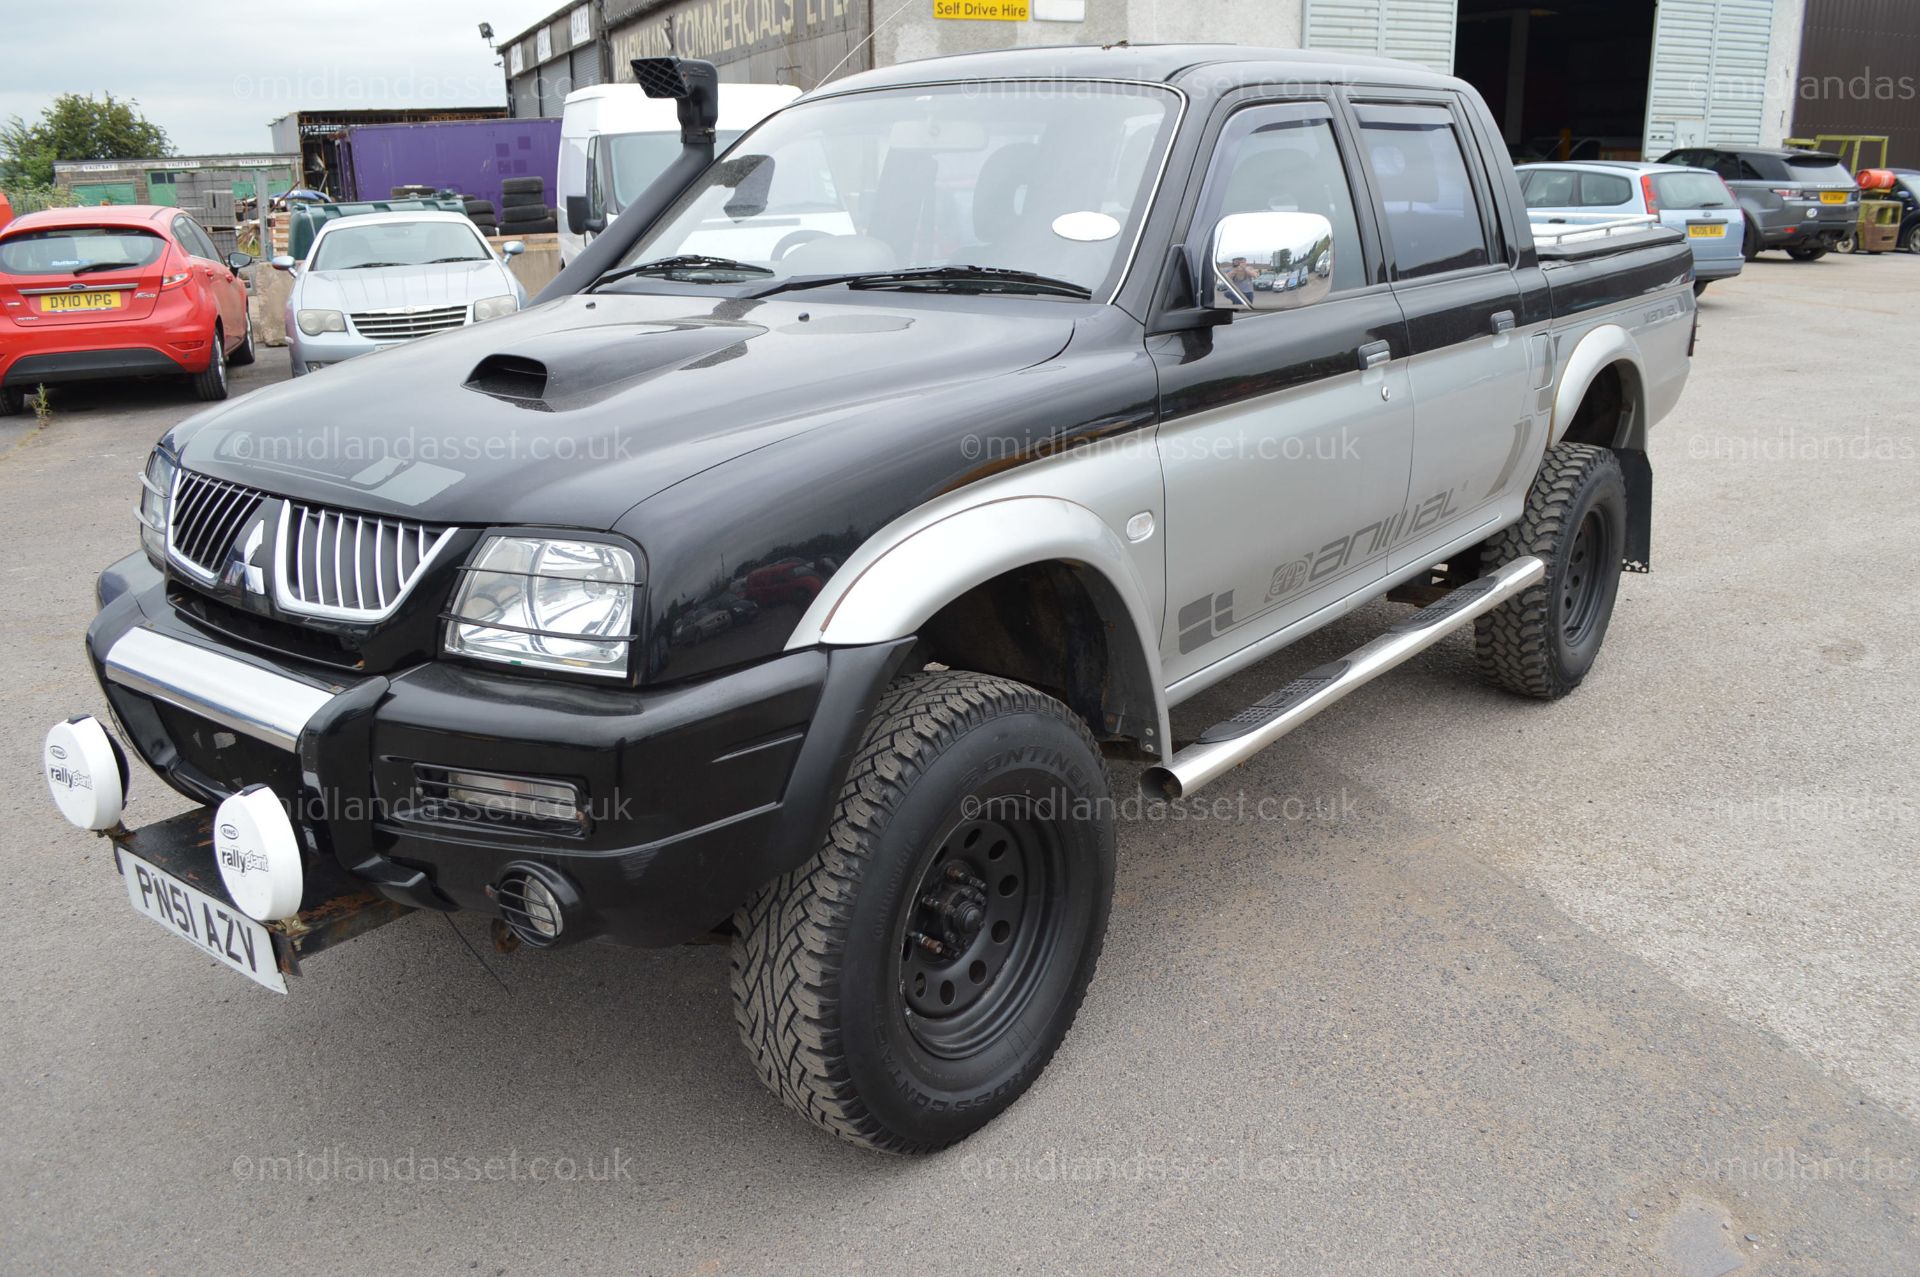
<box><xmin>1617</xmin><ymin>447</ymin><xmax>1652</xmax><ymax>573</ymax></box>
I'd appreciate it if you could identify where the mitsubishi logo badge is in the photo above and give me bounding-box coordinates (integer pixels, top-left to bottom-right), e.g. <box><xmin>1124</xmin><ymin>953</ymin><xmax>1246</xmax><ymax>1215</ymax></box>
<box><xmin>222</xmin><ymin>517</ymin><xmax>269</xmax><ymax>595</ymax></box>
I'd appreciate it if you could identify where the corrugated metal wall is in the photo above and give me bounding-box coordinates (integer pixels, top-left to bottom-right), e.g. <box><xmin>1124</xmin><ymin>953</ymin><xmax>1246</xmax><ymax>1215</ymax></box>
<box><xmin>1793</xmin><ymin>0</ymin><xmax>1920</xmax><ymax>164</ymax></box>
<box><xmin>1643</xmin><ymin>0</ymin><xmax>1776</xmax><ymax>155</ymax></box>
<box><xmin>1305</xmin><ymin>0</ymin><xmax>1458</xmax><ymax>74</ymax></box>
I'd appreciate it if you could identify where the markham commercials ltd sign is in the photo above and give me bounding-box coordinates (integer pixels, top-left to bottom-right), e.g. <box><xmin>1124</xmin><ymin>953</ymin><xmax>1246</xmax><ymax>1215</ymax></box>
<box><xmin>613</xmin><ymin>0</ymin><xmax>864</xmax><ymax>68</ymax></box>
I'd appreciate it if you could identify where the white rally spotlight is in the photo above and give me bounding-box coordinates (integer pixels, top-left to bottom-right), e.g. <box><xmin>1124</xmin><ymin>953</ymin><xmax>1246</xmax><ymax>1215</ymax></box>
<box><xmin>213</xmin><ymin>785</ymin><xmax>304</xmax><ymax>922</ymax></box>
<box><xmin>43</xmin><ymin>716</ymin><xmax>128</xmax><ymax>831</ymax></box>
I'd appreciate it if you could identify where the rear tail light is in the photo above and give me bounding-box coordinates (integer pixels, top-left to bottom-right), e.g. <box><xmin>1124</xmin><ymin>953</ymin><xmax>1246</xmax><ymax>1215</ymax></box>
<box><xmin>1720</xmin><ymin>179</ymin><xmax>1738</xmax><ymax>205</ymax></box>
<box><xmin>1771</xmin><ymin>188</ymin><xmax>1807</xmax><ymax>200</ymax></box>
<box><xmin>159</xmin><ymin>272</ymin><xmax>191</xmax><ymax>290</ymax></box>
<box><xmin>1641</xmin><ymin>175</ymin><xmax>1660</xmax><ymax>214</ymax></box>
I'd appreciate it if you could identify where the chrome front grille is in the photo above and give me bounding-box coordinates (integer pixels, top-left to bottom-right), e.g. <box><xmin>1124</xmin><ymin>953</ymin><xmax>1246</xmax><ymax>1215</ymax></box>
<box><xmin>276</xmin><ymin>501</ymin><xmax>456</xmax><ymax>620</ymax></box>
<box><xmin>348</xmin><ymin>305</ymin><xmax>468</xmax><ymax>341</ymax></box>
<box><xmin>168</xmin><ymin>472</ymin><xmax>266</xmax><ymax>580</ymax></box>
<box><xmin>162</xmin><ymin>470</ymin><xmax>458</xmax><ymax>623</ymax></box>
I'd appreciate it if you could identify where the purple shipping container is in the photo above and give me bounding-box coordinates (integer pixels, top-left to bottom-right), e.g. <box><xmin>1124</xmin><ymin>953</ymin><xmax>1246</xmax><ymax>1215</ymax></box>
<box><xmin>341</xmin><ymin>118</ymin><xmax>562</xmax><ymax>214</ymax></box>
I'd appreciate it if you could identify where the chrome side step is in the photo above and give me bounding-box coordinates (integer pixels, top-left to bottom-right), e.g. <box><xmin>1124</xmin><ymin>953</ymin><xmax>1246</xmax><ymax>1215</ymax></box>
<box><xmin>1141</xmin><ymin>556</ymin><xmax>1546</xmax><ymax>801</ymax></box>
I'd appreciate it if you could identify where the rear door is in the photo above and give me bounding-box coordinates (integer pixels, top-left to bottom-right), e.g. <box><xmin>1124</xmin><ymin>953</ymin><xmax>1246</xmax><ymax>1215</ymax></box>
<box><xmin>1150</xmin><ymin>95</ymin><xmax>1414</xmax><ymax>682</ymax></box>
<box><xmin>1344</xmin><ymin>95</ymin><xmax>1539</xmax><ymax>569</ymax></box>
<box><xmin>173</xmin><ymin>214</ymin><xmax>245</xmax><ymax>339</ymax></box>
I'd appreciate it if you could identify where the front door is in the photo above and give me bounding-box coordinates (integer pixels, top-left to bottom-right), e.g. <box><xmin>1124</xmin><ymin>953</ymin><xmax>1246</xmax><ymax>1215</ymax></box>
<box><xmin>1151</xmin><ymin>98</ymin><xmax>1415</xmax><ymax>690</ymax></box>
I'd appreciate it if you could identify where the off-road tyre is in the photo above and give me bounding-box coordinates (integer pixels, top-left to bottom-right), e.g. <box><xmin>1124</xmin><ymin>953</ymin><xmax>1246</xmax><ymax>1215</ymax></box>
<box><xmin>191</xmin><ymin>326</ymin><xmax>230</xmax><ymax>401</ymax></box>
<box><xmin>500</xmin><ymin>177</ymin><xmax>545</xmax><ymax>197</ymax></box>
<box><xmin>1787</xmin><ymin>246</ymin><xmax>1828</xmax><ymax>261</ymax></box>
<box><xmin>731</xmin><ymin>671</ymin><xmax>1115</xmax><ymax>1153</ymax></box>
<box><xmin>463</xmin><ymin>198</ymin><xmax>496</xmax><ymax>217</ymax></box>
<box><xmin>1475</xmin><ymin>442</ymin><xmax>1626</xmax><ymax>700</ymax></box>
<box><xmin>1742</xmin><ymin>225</ymin><xmax>1761</xmax><ymax>262</ymax></box>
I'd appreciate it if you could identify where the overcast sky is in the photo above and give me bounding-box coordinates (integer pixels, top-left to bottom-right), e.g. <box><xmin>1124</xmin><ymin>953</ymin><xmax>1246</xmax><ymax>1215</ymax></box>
<box><xmin>2</xmin><ymin>0</ymin><xmax>561</xmax><ymax>155</ymax></box>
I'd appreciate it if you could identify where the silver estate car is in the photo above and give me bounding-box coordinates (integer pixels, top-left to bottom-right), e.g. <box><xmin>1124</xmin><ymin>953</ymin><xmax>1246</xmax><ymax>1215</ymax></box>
<box><xmin>274</xmin><ymin>211</ymin><xmax>527</xmax><ymax>376</ymax></box>
<box><xmin>1519</xmin><ymin>160</ymin><xmax>1746</xmax><ymax>294</ymax></box>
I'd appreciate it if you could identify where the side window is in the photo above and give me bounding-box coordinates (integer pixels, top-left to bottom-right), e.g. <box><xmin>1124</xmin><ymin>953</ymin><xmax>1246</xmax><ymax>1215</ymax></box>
<box><xmin>1523</xmin><ymin>169</ymin><xmax>1577</xmax><ymax>207</ymax></box>
<box><xmin>1578</xmin><ymin>173</ymin><xmax>1633</xmax><ymax>207</ymax></box>
<box><xmin>1355</xmin><ymin>105</ymin><xmax>1492</xmax><ymax>279</ymax></box>
<box><xmin>585</xmin><ymin>135</ymin><xmax>604</xmax><ymax>219</ymax></box>
<box><xmin>1737</xmin><ymin>158</ymin><xmax>1767</xmax><ymax>182</ymax></box>
<box><xmin>1197</xmin><ymin>105</ymin><xmax>1369</xmax><ymax>296</ymax></box>
<box><xmin>172</xmin><ymin>216</ymin><xmax>206</xmax><ymax>259</ymax></box>
<box><xmin>190</xmin><ymin>220</ymin><xmax>221</xmax><ymax>260</ymax></box>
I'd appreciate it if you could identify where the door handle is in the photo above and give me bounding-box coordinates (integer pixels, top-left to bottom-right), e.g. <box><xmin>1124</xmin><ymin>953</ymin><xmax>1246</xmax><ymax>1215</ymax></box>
<box><xmin>1357</xmin><ymin>340</ymin><xmax>1392</xmax><ymax>370</ymax></box>
<box><xmin>1492</xmin><ymin>310</ymin><xmax>1516</xmax><ymax>334</ymax></box>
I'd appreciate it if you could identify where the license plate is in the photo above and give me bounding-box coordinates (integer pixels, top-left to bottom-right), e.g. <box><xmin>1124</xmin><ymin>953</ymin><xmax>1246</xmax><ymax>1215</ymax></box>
<box><xmin>40</xmin><ymin>291</ymin><xmax>122</xmax><ymax>314</ymax></box>
<box><xmin>1688</xmin><ymin>224</ymin><xmax>1727</xmax><ymax>238</ymax></box>
<box><xmin>1820</xmin><ymin>191</ymin><xmax>1850</xmax><ymax>205</ymax></box>
<box><xmin>119</xmin><ymin>850</ymin><xmax>287</xmax><ymax>993</ymax></box>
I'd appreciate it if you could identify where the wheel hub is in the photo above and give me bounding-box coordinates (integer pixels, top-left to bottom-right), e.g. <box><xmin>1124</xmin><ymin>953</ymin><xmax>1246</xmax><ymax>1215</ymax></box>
<box><xmin>899</xmin><ymin>816</ymin><xmax>1046</xmax><ymax>1040</ymax></box>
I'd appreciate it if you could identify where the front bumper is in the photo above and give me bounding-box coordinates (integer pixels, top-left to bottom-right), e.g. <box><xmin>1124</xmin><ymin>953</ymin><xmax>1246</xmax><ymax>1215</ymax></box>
<box><xmin>87</xmin><ymin>553</ymin><xmax>911</xmax><ymax>947</ymax></box>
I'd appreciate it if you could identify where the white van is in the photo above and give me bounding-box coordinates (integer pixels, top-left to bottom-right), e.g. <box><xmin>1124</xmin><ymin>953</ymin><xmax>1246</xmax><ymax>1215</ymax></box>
<box><xmin>556</xmin><ymin>82</ymin><xmax>803</xmax><ymax>264</ymax></box>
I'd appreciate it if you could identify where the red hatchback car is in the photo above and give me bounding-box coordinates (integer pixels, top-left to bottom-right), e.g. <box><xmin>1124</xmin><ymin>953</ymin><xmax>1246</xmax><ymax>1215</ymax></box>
<box><xmin>0</xmin><ymin>205</ymin><xmax>254</xmax><ymax>414</ymax></box>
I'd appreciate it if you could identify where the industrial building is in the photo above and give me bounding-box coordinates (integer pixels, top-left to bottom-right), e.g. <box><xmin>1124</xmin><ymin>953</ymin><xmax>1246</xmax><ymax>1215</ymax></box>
<box><xmin>51</xmin><ymin>154</ymin><xmax>299</xmax><ymax>209</ymax></box>
<box><xmin>497</xmin><ymin>0</ymin><xmax>1920</xmax><ymax>163</ymax></box>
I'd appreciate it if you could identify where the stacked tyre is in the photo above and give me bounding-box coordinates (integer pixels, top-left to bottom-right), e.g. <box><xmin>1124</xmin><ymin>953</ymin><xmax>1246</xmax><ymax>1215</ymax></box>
<box><xmin>499</xmin><ymin>176</ymin><xmax>557</xmax><ymax>236</ymax></box>
<box><xmin>463</xmin><ymin>198</ymin><xmax>498</xmax><ymax>238</ymax></box>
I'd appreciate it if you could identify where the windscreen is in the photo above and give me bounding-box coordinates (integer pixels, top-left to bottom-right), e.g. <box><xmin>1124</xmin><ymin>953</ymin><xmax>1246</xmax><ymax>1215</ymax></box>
<box><xmin>609</xmin><ymin>129</ymin><xmax>745</xmax><ymax>207</ymax></box>
<box><xmin>1653</xmin><ymin>172</ymin><xmax>1733</xmax><ymax>209</ymax></box>
<box><xmin>310</xmin><ymin>221</ymin><xmax>490</xmax><ymax>270</ymax></box>
<box><xmin>0</xmin><ymin>227</ymin><xmax>165</xmax><ymax>276</ymax></box>
<box><xmin>615</xmin><ymin>81</ymin><xmax>1179</xmax><ymax>297</ymax></box>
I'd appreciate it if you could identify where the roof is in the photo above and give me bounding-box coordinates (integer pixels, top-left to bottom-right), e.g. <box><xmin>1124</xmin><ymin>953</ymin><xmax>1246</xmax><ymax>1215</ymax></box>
<box><xmin>0</xmin><ymin>204</ymin><xmax>176</xmax><ymax>234</ymax></box>
<box><xmin>812</xmin><ymin>44</ymin><xmax>1453</xmax><ymax>99</ymax></box>
<box><xmin>1677</xmin><ymin>145</ymin><xmax>1843</xmax><ymax>162</ymax></box>
<box><xmin>310</xmin><ymin>210</ymin><xmax>483</xmax><ymax>233</ymax></box>
<box><xmin>1521</xmin><ymin>160</ymin><xmax>1712</xmax><ymax>176</ymax></box>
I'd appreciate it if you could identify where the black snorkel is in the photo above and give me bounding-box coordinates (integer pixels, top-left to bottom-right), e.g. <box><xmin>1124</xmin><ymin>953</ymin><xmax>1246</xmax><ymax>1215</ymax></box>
<box><xmin>536</xmin><ymin>56</ymin><xmax>722</xmax><ymax>304</ymax></box>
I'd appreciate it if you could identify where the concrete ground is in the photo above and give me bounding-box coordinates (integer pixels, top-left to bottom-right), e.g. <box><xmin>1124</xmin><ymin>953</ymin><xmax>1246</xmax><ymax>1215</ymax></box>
<box><xmin>1</xmin><ymin>252</ymin><xmax>1915</xmax><ymax>1275</ymax></box>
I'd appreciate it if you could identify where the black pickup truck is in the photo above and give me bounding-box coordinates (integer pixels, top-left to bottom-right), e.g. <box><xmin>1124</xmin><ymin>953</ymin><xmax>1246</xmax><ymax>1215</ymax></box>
<box><xmin>44</xmin><ymin>46</ymin><xmax>1693</xmax><ymax>1152</ymax></box>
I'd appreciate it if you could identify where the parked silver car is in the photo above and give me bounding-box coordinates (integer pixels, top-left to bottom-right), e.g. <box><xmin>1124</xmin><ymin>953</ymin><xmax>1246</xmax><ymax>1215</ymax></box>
<box><xmin>1518</xmin><ymin>160</ymin><xmax>1746</xmax><ymax>295</ymax></box>
<box><xmin>273</xmin><ymin>211</ymin><xmax>528</xmax><ymax>375</ymax></box>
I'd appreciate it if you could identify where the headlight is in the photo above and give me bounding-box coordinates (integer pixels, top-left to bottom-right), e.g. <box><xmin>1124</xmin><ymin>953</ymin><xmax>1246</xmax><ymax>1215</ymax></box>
<box><xmin>296</xmin><ymin>309</ymin><xmax>346</xmax><ymax>336</ymax></box>
<box><xmin>472</xmin><ymin>294</ymin><xmax>518</xmax><ymax>322</ymax></box>
<box><xmin>135</xmin><ymin>447</ymin><xmax>177</xmax><ymax>566</ymax></box>
<box><xmin>445</xmin><ymin>536</ymin><xmax>638</xmax><ymax>678</ymax></box>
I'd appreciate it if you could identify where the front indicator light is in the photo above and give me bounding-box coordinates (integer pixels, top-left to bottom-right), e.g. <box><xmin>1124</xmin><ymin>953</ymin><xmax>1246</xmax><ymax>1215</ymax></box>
<box><xmin>296</xmin><ymin>308</ymin><xmax>346</xmax><ymax>336</ymax></box>
<box><xmin>445</xmin><ymin>536</ymin><xmax>637</xmax><ymax>677</ymax></box>
<box><xmin>135</xmin><ymin>447</ymin><xmax>177</xmax><ymax>566</ymax></box>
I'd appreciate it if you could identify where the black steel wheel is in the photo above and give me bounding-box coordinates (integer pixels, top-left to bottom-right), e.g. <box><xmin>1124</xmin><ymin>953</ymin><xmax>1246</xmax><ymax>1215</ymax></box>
<box><xmin>1475</xmin><ymin>442</ymin><xmax>1627</xmax><ymax>700</ymax></box>
<box><xmin>897</xmin><ymin>810</ymin><xmax>1075</xmax><ymax>1060</ymax></box>
<box><xmin>732</xmin><ymin>671</ymin><xmax>1114</xmax><ymax>1153</ymax></box>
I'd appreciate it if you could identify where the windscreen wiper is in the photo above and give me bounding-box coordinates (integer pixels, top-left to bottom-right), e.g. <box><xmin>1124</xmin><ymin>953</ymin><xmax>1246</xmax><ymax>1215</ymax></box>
<box><xmin>750</xmin><ymin>265</ymin><xmax>1093</xmax><ymax>300</ymax></box>
<box><xmin>70</xmin><ymin>261</ymin><xmax>135</xmax><ymax>275</ymax></box>
<box><xmin>342</xmin><ymin>261</ymin><xmax>404</xmax><ymax>270</ymax></box>
<box><xmin>586</xmin><ymin>255</ymin><xmax>774</xmax><ymax>293</ymax></box>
